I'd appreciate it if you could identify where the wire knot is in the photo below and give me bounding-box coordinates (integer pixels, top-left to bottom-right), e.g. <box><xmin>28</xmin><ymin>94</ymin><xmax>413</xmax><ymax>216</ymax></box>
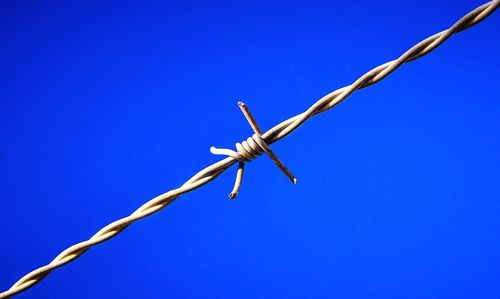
<box><xmin>211</xmin><ymin>101</ymin><xmax>297</xmax><ymax>199</ymax></box>
<box><xmin>211</xmin><ymin>133</ymin><xmax>269</xmax><ymax>163</ymax></box>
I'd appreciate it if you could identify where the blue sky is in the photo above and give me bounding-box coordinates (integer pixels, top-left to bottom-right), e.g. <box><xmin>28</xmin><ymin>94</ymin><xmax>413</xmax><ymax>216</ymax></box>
<box><xmin>1</xmin><ymin>1</ymin><xmax>499</xmax><ymax>298</ymax></box>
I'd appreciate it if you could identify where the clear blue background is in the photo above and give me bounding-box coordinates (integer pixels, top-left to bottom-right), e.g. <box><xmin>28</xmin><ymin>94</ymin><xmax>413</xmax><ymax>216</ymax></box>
<box><xmin>1</xmin><ymin>1</ymin><xmax>499</xmax><ymax>298</ymax></box>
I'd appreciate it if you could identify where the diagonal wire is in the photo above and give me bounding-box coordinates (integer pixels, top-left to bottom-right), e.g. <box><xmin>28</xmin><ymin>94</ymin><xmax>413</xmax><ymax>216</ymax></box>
<box><xmin>1</xmin><ymin>1</ymin><xmax>498</xmax><ymax>298</ymax></box>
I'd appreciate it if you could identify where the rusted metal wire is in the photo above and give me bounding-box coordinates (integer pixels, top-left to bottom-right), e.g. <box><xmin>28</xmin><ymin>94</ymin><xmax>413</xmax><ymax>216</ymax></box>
<box><xmin>1</xmin><ymin>1</ymin><xmax>498</xmax><ymax>298</ymax></box>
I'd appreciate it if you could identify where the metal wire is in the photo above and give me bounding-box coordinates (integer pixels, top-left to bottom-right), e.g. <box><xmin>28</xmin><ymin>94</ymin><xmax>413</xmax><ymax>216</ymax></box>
<box><xmin>1</xmin><ymin>1</ymin><xmax>498</xmax><ymax>298</ymax></box>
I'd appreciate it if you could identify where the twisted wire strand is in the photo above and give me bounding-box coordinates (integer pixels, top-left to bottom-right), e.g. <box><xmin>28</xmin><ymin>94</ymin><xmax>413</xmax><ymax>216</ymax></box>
<box><xmin>1</xmin><ymin>1</ymin><xmax>498</xmax><ymax>298</ymax></box>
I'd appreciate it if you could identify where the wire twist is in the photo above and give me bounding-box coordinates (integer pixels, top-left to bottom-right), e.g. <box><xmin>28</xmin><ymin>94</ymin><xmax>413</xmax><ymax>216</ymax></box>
<box><xmin>1</xmin><ymin>1</ymin><xmax>498</xmax><ymax>298</ymax></box>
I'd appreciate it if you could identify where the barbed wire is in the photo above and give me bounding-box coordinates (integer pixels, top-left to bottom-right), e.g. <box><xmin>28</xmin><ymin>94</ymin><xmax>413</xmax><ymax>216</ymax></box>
<box><xmin>1</xmin><ymin>1</ymin><xmax>498</xmax><ymax>298</ymax></box>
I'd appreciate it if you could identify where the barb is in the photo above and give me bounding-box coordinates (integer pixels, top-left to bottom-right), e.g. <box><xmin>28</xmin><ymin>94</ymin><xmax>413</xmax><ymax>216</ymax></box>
<box><xmin>1</xmin><ymin>1</ymin><xmax>498</xmax><ymax>298</ymax></box>
<box><xmin>211</xmin><ymin>101</ymin><xmax>297</xmax><ymax>198</ymax></box>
